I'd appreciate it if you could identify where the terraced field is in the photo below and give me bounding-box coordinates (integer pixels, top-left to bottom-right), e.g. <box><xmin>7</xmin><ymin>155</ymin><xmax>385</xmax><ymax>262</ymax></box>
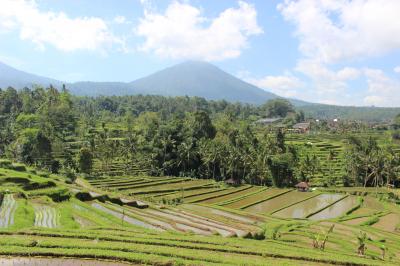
<box><xmin>286</xmin><ymin>134</ymin><xmax>346</xmax><ymax>185</ymax></box>
<box><xmin>184</xmin><ymin>185</ymin><xmax>253</xmax><ymax>203</ymax></box>
<box><xmin>273</xmin><ymin>193</ymin><xmax>345</xmax><ymax>219</ymax></box>
<box><xmin>199</xmin><ymin>186</ymin><xmax>264</xmax><ymax>205</ymax></box>
<box><xmin>309</xmin><ymin>196</ymin><xmax>358</xmax><ymax>220</ymax></box>
<box><xmin>372</xmin><ymin>213</ymin><xmax>400</xmax><ymax>232</ymax></box>
<box><xmin>1</xmin><ymin>165</ymin><xmax>400</xmax><ymax>265</ymax></box>
<box><xmin>0</xmin><ymin>194</ymin><xmax>17</xmax><ymax>228</ymax></box>
<box><xmin>88</xmin><ymin>175</ymin><xmax>218</xmax><ymax>198</ymax></box>
<box><xmin>34</xmin><ymin>205</ymin><xmax>58</xmax><ymax>228</ymax></box>
<box><xmin>222</xmin><ymin>188</ymin><xmax>291</xmax><ymax>209</ymax></box>
<box><xmin>1</xmin><ymin>226</ymin><xmax>390</xmax><ymax>266</ymax></box>
<box><xmin>245</xmin><ymin>190</ymin><xmax>319</xmax><ymax>214</ymax></box>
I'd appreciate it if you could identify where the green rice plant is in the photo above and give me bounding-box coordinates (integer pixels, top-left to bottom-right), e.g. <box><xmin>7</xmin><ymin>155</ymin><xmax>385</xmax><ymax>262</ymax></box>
<box><xmin>0</xmin><ymin>194</ymin><xmax>17</xmax><ymax>228</ymax></box>
<box><xmin>57</xmin><ymin>202</ymin><xmax>80</xmax><ymax>229</ymax></box>
<box><xmin>10</xmin><ymin>199</ymin><xmax>35</xmax><ymax>230</ymax></box>
<box><xmin>33</xmin><ymin>205</ymin><xmax>58</xmax><ymax>228</ymax></box>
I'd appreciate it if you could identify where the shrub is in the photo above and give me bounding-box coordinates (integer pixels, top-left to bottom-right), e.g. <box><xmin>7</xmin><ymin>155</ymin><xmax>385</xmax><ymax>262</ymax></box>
<box><xmin>28</xmin><ymin>169</ymin><xmax>37</xmax><ymax>175</ymax></box>
<box><xmin>28</xmin><ymin>240</ymin><xmax>39</xmax><ymax>247</ymax></box>
<box><xmin>0</xmin><ymin>159</ymin><xmax>12</xmax><ymax>168</ymax></box>
<box><xmin>10</xmin><ymin>164</ymin><xmax>26</xmax><ymax>172</ymax></box>
<box><xmin>38</xmin><ymin>171</ymin><xmax>50</xmax><ymax>178</ymax></box>
<box><xmin>50</xmin><ymin>160</ymin><xmax>61</xmax><ymax>174</ymax></box>
<box><xmin>271</xmin><ymin>226</ymin><xmax>282</xmax><ymax>240</ymax></box>
<box><xmin>48</xmin><ymin>189</ymin><xmax>71</xmax><ymax>202</ymax></box>
<box><xmin>252</xmin><ymin>230</ymin><xmax>266</xmax><ymax>240</ymax></box>
<box><xmin>24</xmin><ymin>180</ymin><xmax>56</xmax><ymax>190</ymax></box>
<box><xmin>75</xmin><ymin>191</ymin><xmax>92</xmax><ymax>201</ymax></box>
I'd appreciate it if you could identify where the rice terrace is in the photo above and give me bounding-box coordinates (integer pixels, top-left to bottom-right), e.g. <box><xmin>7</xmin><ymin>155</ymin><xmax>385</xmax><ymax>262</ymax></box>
<box><xmin>0</xmin><ymin>127</ymin><xmax>400</xmax><ymax>266</ymax></box>
<box><xmin>1</xmin><ymin>0</ymin><xmax>400</xmax><ymax>265</ymax></box>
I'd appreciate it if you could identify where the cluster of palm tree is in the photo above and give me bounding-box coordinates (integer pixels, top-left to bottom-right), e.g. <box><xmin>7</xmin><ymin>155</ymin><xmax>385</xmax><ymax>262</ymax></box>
<box><xmin>82</xmin><ymin>111</ymin><xmax>295</xmax><ymax>185</ymax></box>
<box><xmin>345</xmin><ymin>136</ymin><xmax>400</xmax><ymax>187</ymax></box>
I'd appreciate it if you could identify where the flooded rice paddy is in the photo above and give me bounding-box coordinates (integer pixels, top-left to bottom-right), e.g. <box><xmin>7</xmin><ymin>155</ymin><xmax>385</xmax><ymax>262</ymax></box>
<box><xmin>273</xmin><ymin>193</ymin><xmax>344</xmax><ymax>219</ymax></box>
<box><xmin>308</xmin><ymin>196</ymin><xmax>358</xmax><ymax>220</ymax></box>
<box><xmin>223</xmin><ymin>189</ymin><xmax>287</xmax><ymax>209</ymax></box>
<box><xmin>91</xmin><ymin>202</ymin><xmax>161</xmax><ymax>231</ymax></box>
<box><xmin>244</xmin><ymin>191</ymin><xmax>317</xmax><ymax>214</ymax></box>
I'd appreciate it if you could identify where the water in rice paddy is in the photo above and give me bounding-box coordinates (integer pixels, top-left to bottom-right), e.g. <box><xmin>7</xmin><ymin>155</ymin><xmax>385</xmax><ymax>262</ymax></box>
<box><xmin>308</xmin><ymin>196</ymin><xmax>358</xmax><ymax>220</ymax></box>
<box><xmin>273</xmin><ymin>194</ymin><xmax>343</xmax><ymax>219</ymax></box>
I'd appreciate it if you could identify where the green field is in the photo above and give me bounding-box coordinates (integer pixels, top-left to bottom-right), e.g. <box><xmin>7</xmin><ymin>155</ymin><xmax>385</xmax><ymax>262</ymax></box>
<box><xmin>1</xmin><ymin>164</ymin><xmax>400</xmax><ymax>265</ymax></box>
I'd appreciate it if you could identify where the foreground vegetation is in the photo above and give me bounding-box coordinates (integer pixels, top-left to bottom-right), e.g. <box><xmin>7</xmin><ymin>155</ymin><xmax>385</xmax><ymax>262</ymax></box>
<box><xmin>0</xmin><ymin>163</ymin><xmax>400</xmax><ymax>265</ymax></box>
<box><xmin>1</xmin><ymin>87</ymin><xmax>400</xmax><ymax>265</ymax></box>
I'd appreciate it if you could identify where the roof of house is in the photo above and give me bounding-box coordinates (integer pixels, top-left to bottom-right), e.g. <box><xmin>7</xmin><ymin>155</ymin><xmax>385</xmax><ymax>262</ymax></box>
<box><xmin>225</xmin><ymin>178</ymin><xmax>239</xmax><ymax>184</ymax></box>
<box><xmin>295</xmin><ymin>181</ymin><xmax>310</xmax><ymax>188</ymax></box>
<box><xmin>293</xmin><ymin>122</ymin><xmax>311</xmax><ymax>129</ymax></box>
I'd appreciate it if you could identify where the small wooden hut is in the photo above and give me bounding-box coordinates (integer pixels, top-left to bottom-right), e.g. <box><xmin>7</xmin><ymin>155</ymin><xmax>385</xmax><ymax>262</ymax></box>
<box><xmin>225</xmin><ymin>178</ymin><xmax>240</xmax><ymax>186</ymax></box>
<box><xmin>295</xmin><ymin>181</ymin><xmax>310</xmax><ymax>192</ymax></box>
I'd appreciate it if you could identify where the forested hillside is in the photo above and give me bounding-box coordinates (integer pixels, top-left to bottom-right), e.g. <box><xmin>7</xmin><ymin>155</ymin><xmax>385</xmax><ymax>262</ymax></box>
<box><xmin>1</xmin><ymin>86</ymin><xmax>399</xmax><ymax>189</ymax></box>
<box><xmin>299</xmin><ymin>104</ymin><xmax>400</xmax><ymax>122</ymax></box>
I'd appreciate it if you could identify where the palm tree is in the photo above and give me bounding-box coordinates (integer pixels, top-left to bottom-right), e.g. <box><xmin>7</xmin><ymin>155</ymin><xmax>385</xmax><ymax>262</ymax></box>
<box><xmin>178</xmin><ymin>139</ymin><xmax>194</xmax><ymax>174</ymax></box>
<box><xmin>382</xmin><ymin>147</ymin><xmax>400</xmax><ymax>187</ymax></box>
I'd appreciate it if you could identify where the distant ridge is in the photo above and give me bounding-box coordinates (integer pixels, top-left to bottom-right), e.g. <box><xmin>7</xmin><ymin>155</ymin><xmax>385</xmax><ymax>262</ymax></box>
<box><xmin>0</xmin><ymin>61</ymin><xmax>62</xmax><ymax>89</ymax></box>
<box><xmin>1</xmin><ymin>60</ymin><xmax>399</xmax><ymax>120</ymax></box>
<box><xmin>0</xmin><ymin>60</ymin><xmax>306</xmax><ymax>105</ymax></box>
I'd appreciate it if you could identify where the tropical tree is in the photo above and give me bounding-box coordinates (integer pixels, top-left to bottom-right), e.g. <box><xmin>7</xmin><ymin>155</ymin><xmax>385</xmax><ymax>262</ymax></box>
<box><xmin>267</xmin><ymin>153</ymin><xmax>296</xmax><ymax>187</ymax></box>
<box><xmin>261</xmin><ymin>99</ymin><xmax>295</xmax><ymax>118</ymax></box>
<box><xmin>78</xmin><ymin>147</ymin><xmax>93</xmax><ymax>174</ymax></box>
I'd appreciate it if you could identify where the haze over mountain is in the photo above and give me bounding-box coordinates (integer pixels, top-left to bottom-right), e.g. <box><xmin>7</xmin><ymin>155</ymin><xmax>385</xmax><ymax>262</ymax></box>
<box><xmin>0</xmin><ymin>60</ymin><xmax>304</xmax><ymax>105</ymax></box>
<box><xmin>0</xmin><ymin>61</ymin><xmax>62</xmax><ymax>89</ymax></box>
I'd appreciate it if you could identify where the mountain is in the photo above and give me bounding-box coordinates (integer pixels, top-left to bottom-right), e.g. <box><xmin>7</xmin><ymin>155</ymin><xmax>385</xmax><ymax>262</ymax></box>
<box><xmin>0</xmin><ymin>61</ymin><xmax>62</xmax><ymax>89</ymax></box>
<box><xmin>1</xmin><ymin>60</ymin><xmax>398</xmax><ymax>120</ymax></box>
<box><xmin>126</xmin><ymin>61</ymin><xmax>280</xmax><ymax>104</ymax></box>
<box><xmin>0</xmin><ymin>60</ymin><xmax>305</xmax><ymax>105</ymax></box>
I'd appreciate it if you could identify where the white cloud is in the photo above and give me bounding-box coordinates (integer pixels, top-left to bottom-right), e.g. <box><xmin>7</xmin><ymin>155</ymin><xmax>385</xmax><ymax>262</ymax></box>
<box><xmin>0</xmin><ymin>0</ymin><xmax>122</xmax><ymax>52</ymax></box>
<box><xmin>296</xmin><ymin>60</ymin><xmax>360</xmax><ymax>93</ymax></box>
<box><xmin>244</xmin><ymin>74</ymin><xmax>303</xmax><ymax>98</ymax></box>
<box><xmin>292</xmin><ymin>60</ymin><xmax>363</xmax><ymax>105</ymax></box>
<box><xmin>113</xmin><ymin>15</ymin><xmax>127</xmax><ymax>24</ymax></box>
<box><xmin>363</xmin><ymin>68</ymin><xmax>400</xmax><ymax>107</ymax></box>
<box><xmin>278</xmin><ymin>0</ymin><xmax>400</xmax><ymax>63</ymax></box>
<box><xmin>136</xmin><ymin>1</ymin><xmax>262</xmax><ymax>61</ymax></box>
<box><xmin>394</xmin><ymin>66</ymin><xmax>400</xmax><ymax>73</ymax></box>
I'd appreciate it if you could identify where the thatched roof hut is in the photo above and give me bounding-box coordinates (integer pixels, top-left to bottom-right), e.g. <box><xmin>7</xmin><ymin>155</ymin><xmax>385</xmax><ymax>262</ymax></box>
<box><xmin>225</xmin><ymin>178</ymin><xmax>240</xmax><ymax>186</ymax></box>
<box><xmin>295</xmin><ymin>181</ymin><xmax>310</xmax><ymax>192</ymax></box>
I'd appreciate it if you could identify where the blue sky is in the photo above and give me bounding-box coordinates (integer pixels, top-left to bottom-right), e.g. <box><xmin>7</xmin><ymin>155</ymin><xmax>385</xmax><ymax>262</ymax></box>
<box><xmin>0</xmin><ymin>0</ymin><xmax>399</xmax><ymax>107</ymax></box>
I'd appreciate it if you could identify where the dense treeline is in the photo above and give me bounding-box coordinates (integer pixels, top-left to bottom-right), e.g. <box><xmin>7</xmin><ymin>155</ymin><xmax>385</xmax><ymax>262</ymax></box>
<box><xmin>1</xmin><ymin>86</ymin><xmax>399</xmax><ymax>187</ymax></box>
